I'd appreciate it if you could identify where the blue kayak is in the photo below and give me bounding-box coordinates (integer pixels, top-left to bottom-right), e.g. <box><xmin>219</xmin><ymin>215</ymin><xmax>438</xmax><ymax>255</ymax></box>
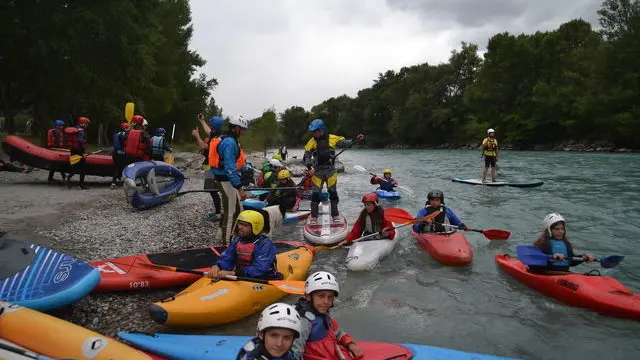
<box><xmin>0</xmin><ymin>233</ymin><xmax>100</xmax><ymax>311</ymax></box>
<box><xmin>241</xmin><ymin>198</ymin><xmax>266</xmax><ymax>209</ymax></box>
<box><xmin>123</xmin><ymin>161</ymin><xmax>185</xmax><ymax>209</ymax></box>
<box><xmin>302</xmin><ymin>190</ymin><xmax>329</xmax><ymax>201</ymax></box>
<box><xmin>375</xmin><ymin>189</ymin><xmax>401</xmax><ymax>200</ymax></box>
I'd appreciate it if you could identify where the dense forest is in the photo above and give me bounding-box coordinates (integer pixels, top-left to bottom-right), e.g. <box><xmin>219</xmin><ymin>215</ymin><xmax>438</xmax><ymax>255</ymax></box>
<box><xmin>280</xmin><ymin>0</ymin><xmax>640</xmax><ymax>150</ymax></box>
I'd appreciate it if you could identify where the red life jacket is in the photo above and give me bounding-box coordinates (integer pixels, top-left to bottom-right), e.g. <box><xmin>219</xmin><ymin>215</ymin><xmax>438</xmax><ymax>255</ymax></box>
<box><xmin>47</xmin><ymin>128</ymin><xmax>63</xmax><ymax>148</ymax></box>
<box><xmin>64</xmin><ymin>127</ymin><xmax>81</xmax><ymax>150</ymax></box>
<box><xmin>236</xmin><ymin>240</ymin><xmax>256</xmax><ymax>269</ymax></box>
<box><xmin>124</xmin><ymin>129</ymin><xmax>148</xmax><ymax>159</ymax></box>
<box><xmin>303</xmin><ymin>316</ymin><xmax>356</xmax><ymax>360</ymax></box>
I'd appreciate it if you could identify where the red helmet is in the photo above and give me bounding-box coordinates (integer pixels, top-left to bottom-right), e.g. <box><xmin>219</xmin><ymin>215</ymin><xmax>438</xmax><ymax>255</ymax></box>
<box><xmin>132</xmin><ymin>115</ymin><xmax>144</xmax><ymax>125</ymax></box>
<box><xmin>361</xmin><ymin>193</ymin><xmax>379</xmax><ymax>205</ymax></box>
<box><xmin>77</xmin><ymin>116</ymin><xmax>90</xmax><ymax>125</ymax></box>
<box><xmin>120</xmin><ymin>122</ymin><xmax>129</xmax><ymax>130</ymax></box>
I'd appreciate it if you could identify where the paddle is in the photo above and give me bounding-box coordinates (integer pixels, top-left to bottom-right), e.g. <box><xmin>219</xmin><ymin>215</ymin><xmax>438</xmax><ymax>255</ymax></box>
<box><xmin>384</xmin><ymin>207</ymin><xmax>511</xmax><ymax>240</ymax></box>
<box><xmin>166</xmin><ymin>123</ymin><xmax>176</xmax><ymax>165</ymax></box>
<box><xmin>516</xmin><ymin>245</ymin><xmax>624</xmax><ymax>269</ymax></box>
<box><xmin>137</xmin><ymin>263</ymin><xmax>305</xmax><ymax>294</ymax></box>
<box><xmin>0</xmin><ymin>341</ymin><xmax>44</xmax><ymax>360</ymax></box>
<box><xmin>69</xmin><ymin>149</ymin><xmax>104</xmax><ymax>165</ymax></box>
<box><xmin>125</xmin><ymin>102</ymin><xmax>135</xmax><ymax>124</ymax></box>
<box><xmin>353</xmin><ymin>165</ymin><xmax>414</xmax><ymax>195</ymax></box>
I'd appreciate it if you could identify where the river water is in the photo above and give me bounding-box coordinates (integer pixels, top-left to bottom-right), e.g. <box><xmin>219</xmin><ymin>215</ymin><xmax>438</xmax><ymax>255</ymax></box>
<box><xmin>213</xmin><ymin>149</ymin><xmax>640</xmax><ymax>360</ymax></box>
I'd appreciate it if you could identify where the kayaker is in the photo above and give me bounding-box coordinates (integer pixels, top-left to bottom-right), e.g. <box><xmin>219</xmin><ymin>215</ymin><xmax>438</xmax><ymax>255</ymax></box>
<box><xmin>207</xmin><ymin>210</ymin><xmax>281</xmax><ymax>280</ymax></box>
<box><xmin>110</xmin><ymin>122</ymin><xmax>129</xmax><ymax>189</ymax></box>
<box><xmin>149</xmin><ymin>127</ymin><xmax>172</xmax><ymax>161</ymax></box>
<box><xmin>342</xmin><ymin>193</ymin><xmax>395</xmax><ymax>245</ymax></box>
<box><xmin>412</xmin><ymin>190</ymin><xmax>469</xmax><ymax>233</ymax></box>
<box><xmin>291</xmin><ymin>271</ymin><xmax>364</xmax><ymax>360</ymax></box>
<box><xmin>65</xmin><ymin>116</ymin><xmax>90</xmax><ymax>190</ymax></box>
<box><xmin>209</xmin><ymin>114</ymin><xmax>250</xmax><ymax>243</ymax></box>
<box><xmin>263</xmin><ymin>159</ymin><xmax>284</xmax><ymax>189</ymax></box>
<box><xmin>124</xmin><ymin>115</ymin><xmax>151</xmax><ymax>164</ymax></box>
<box><xmin>236</xmin><ymin>303</ymin><xmax>301</xmax><ymax>360</ymax></box>
<box><xmin>257</xmin><ymin>162</ymin><xmax>272</xmax><ymax>187</ymax></box>
<box><xmin>46</xmin><ymin>120</ymin><xmax>67</xmax><ymax>183</ymax></box>
<box><xmin>303</xmin><ymin>118</ymin><xmax>364</xmax><ymax>224</ymax></box>
<box><xmin>370</xmin><ymin>168</ymin><xmax>398</xmax><ymax>192</ymax></box>
<box><xmin>193</xmin><ymin>114</ymin><xmax>225</xmax><ymax>222</ymax></box>
<box><xmin>265</xmin><ymin>169</ymin><xmax>301</xmax><ymax>214</ymax></box>
<box><xmin>529</xmin><ymin>213</ymin><xmax>596</xmax><ymax>273</ymax></box>
<box><xmin>481</xmin><ymin>128</ymin><xmax>499</xmax><ymax>183</ymax></box>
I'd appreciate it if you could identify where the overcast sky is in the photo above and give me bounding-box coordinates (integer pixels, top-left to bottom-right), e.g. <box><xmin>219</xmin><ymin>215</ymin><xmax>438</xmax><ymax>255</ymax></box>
<box><xmin>189</xmin><ymin>0</ymin><xmax>602</xmax><ymax>119</ymax></box>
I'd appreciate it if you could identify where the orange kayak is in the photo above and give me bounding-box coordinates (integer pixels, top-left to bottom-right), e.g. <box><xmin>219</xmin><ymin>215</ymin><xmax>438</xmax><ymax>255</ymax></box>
<box><xmin>412</xmin><ymin>229</ymin><xmax>473</xmax><ymax>266</ymax></box>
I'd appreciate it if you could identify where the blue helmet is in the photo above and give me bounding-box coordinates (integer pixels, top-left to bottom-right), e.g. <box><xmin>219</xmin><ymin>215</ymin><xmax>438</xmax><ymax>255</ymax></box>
<box><xmin>54</xmin><ymin>120</ymin><xmax>65</xmax><ymax>127</ymax></box>
<box><xmin>156</xmin><ymin>128</ymin><xmax>166</xmax><ymax>136</ymax></box>
<box><xmin>209</xmin><ymin>116</ymin><xmax>224</xmax><ymax>131</ymax></box>
<box><xmin>308</xmin><ymin>119</ymin><xmax>325</xmax><ymax>132</ymax></box>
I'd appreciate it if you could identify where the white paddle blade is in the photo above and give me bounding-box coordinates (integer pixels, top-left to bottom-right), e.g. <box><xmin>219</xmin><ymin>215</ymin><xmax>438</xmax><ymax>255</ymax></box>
<box><xmin>353</xmin><ymin>165</ymin><xmax>367</xmax><ymax>172</ymax></box>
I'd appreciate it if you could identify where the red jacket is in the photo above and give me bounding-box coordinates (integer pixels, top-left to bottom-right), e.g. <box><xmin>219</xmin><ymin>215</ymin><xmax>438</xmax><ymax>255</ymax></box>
<box><xmin>344</xmin><ymin>213</ymin><xmax>396</xmax><ymax>242</ymax></box>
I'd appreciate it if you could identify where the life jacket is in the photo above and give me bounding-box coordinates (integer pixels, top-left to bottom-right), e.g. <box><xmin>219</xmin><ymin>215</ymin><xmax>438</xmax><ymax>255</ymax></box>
<box><xmin>124</xmin><ymin>129</ymin><xmax>148</xmax><ymax>159</ymax></box>
<box><xmin>236</xmin><ymin>238</ymin><xmax>259</xmax><ymax>269</ymax></box>
<box><xmin>295</xmin><ymin>300</ymin><xmax>355</xmax><ymax>360</ymax></box>
<box><xmin>550</xmin><ymin>239</ymin><xmax>569</xmax><ymax>267</ymax></box>
<box><xmin>113</xmin><ymin>130</ymin><xmax>127</xmax><ymax>154</ymax></box>
<box><xmin>150</xmin><ymin>135</ymin><xmax>165</xmax><ymax>155</ymax></box>
<box><xmin>425</xmin><ymin>205</ymin><xmax>449</xmax><ymax>233</ymax></box>
<box><xmin>65</xmin><ymin>126</ymin><xmax>83</xmax><ymax>151</ymax></box>
<box><xmin>313</xmin><ymin>134</ymin><xmax>335</xmax><ymax>166</ymax></box>
<box><xmin>47</xmin><ymin>128</ymin><xmax>63</xmax><ymax>148</ymax></box>
<box><xmin>236</xmin><ymin>337</ymin><xmax>294</xmax><ymax>360</ymax></box>
<box><xmin>303</xmin><ymin>177</ymin><xmax>313</xmax><ymax>190</ymax></box>
<box><xmin>378</xmin><ymin>177</ymin><xmax>396</xmax><ymax>192</ymax></box>
<box><xmin>483</xmin><ymin>138</ymin><xmax>498</xmax><ymax>156</ymax></box>
<box><xmin>209</xmin><ymin>135</ymin><xmax>247</xmax><ymax>170</ymax></box>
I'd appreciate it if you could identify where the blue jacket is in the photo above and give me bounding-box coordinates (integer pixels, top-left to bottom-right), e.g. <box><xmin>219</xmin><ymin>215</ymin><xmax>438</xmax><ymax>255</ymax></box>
<box><xmin>216</xmin><ymin>234</ymin><xmax>279</xmax><ymax>278</ymax></box>
<box><xmin>412</xmin><ymin>206</ymin><xmax>464</xmax><ymax>233</ymax></box>
<box><xmin>209</xmin><ymin>135</ymin><xmax>243</xmax><ymax>188</ymax></box>
<box><xmin>236</xmin><ymin>337</ymin><xmax>295</xmax><ymax>360</ymax></box>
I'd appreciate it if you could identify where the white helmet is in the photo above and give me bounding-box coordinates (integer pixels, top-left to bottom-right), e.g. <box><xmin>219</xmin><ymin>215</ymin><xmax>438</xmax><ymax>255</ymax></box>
<box><xmin>269</xmin><ymin>159</ymin><xmax>282</xmax><ymax>168</ymax></box>
<box><xmin>143</xmin><ymin>119</ymin><xmax>148</xmax><ymax>127</ymax></box>
<box><xmin>305</xmin><ymin>271</ymin><xmax>339</xmax><ymax>296</ymax></box>
<box><xmin>257</xmin><ymin>303</ymin><xmax>301</xmax><ymax>337</ymax></box>
<box><xmin>487</xmin><ymin>128</ymin><xmax>495</xmax><ymax>134</ymax></box>
<box><xmin>543</xmin><ymin>213</ymin><xmax>566</xmax><ymax>235</ymax></box>
<box><xmin>229</xmin><ymin>114</ymin><xmax>248</xmax><ymax>129</ymax></box>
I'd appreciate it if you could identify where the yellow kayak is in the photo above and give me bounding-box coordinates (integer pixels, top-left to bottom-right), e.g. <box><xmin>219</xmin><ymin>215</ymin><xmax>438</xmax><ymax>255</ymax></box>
<box><xmin>149</xmin><ymin>242</ymin><xmax>314</xmax><ymax>327</ymax></box>
<box><xmin>0</xmin><ymin>301</ymin><xmax>152</xmax><ymax>360</ymax></box>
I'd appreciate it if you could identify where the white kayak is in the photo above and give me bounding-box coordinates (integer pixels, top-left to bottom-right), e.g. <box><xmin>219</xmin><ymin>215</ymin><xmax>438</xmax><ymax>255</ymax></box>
<box><xmin>345</xmin><ymin>234</ymin><xmax>398</xmax><ymax>271</ymax></box>
<box><xmin>303</xmin><ymin>203</ymin><xmax>348</xmax><ymax>245</ymax></box>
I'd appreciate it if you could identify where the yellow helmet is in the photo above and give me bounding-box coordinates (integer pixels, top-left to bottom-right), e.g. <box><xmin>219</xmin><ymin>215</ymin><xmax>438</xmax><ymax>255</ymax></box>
<box><xmin>236</xmin><ymin>210</ymin><xmax>264</xmax><ymax>235</ymax></box>
<box><xmin>272</xmin><ymin>153</ymin><xmax>283</xmax><ymax>161</ymax></box>
<box><xmin>277</xmin><ymin>169</ymin><xmax>291</xmax><ymax>180</ymax></box>
<box><xmin>383</xmin><ymin>168</ymin><xmax>392</xmax><ymax>175</ymax></box>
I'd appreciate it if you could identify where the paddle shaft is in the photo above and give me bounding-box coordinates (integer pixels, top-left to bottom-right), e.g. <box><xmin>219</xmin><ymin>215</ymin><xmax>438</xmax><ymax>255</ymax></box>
<box><xmin>0</xmin><ymin>341</ymin><xmax>39</xmax><ymax>359</ymax></box>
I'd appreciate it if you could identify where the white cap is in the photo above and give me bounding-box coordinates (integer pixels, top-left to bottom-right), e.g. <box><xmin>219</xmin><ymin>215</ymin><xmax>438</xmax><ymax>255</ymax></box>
<box><xmin>305</xmin><ymin>271</ymin><xmax>339</xmax><ymax>296</ymax></box>
<box><xmin>229</xmin><ymin>115</ymin><xmax>248</xmax><ymax>129</ymax></box>
<box><xmin>543</xmin><ymin>213</ymin><xmax>566</xmax><ymax>236</ymax></box>
<box><xmin>487</xmin><ymin>128</ymin><xmax>495</xmax><ymax>134</ymax></box>
<box><xmin>257</xmin><ymin>303</ymin><xmax>301</xmax><ymax>336</ymax></box>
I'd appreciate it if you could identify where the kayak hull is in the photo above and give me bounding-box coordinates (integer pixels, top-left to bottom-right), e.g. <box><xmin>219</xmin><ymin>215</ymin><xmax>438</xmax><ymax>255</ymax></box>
<box><xmin>375</xmin><ymin>189</ymin><xmax>401</xmax><ymax>200</ymax></box>
<box><xmin>149</xmin><ymin>242</ymin><xmax>314</xmax><ymax>327</ymax></box>
<box><xmin>117</xmin><ymin>333</ymin><xmax>413</xmax><ymax>360</ymax></box>
<box><xmin>345</xmin><ymin>238</ymin><xmax>398</xmax><ymax>271</ymax></box>
<box><xmin>123</xmin><ymin>161</ymin><xmax>185</xmax><ymax>209</ymax></box>
<box><xmin>412</xmin><ymin>230</ymin><xmax>473</xmax><ymax>266</ymax></box>
<box><xmin>303</xmin><ymin>204</ymin><xmax>348</xmax><ymax>245</ymax></box>
<box><xmin>284</xmin><ymin>210</ymin><xmax>311</xmax><ymax>223</ymax></box>
<box><xmin>241</xmin><ymin>198</ymin><xmax>267</xmax><ymax>209</ymax></box>
<box><xmin>402</xmin><ymin>343</ymin><xmax>517</xmax><ymax>360</ymax></box>
<box><xmin>452</xmin><ymin>177</ymin><xmax>543</xmax><ymax>188</ymax></box>
<box><xmin>496</xmin><ymin>254</ymin><xmax>640</xmax><ymax>320</ymax></box>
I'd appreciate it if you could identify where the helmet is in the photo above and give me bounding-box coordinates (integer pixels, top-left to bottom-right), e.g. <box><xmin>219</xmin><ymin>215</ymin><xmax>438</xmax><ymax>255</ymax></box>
<box><xmin>132</xmin><ymin>115</ymin><xmax>144</xmax><ymax>125</ymax></box>
<box><xmin>269</xmin><ymin>159</ymin><xmax>282</xmax><ymax>168</ymax></box>
<box><xmin>156</xmin><ymin>128</ymin><xmax>166</xmax><ymax>136</ymax></box>
<box><xmin>120</xmin><ymin>122</ymin><xmax>129</xmax><ymax>130</ymax></box>
<box><xmin>543</xmin><ymin>213</ymin><xmax>566</xmax><ymax>236</ymax></box>
<box><xmin>54</xmin><ymin>120</ymin><xmax>65</xmax><ymax>127</ymax></box>
<box><xmin>487</xmin><ymin>128</ymin><xmax>495</xmax><ymax>134</ymax></box>
<box><xmin>209</xmin><ymin>116</ymin><xmax>224</xmax><ymax>131</ymax></box>
<box><xmin>427</xmin><ymin>190</ymin><xmax>444</xmax><ymax>203</ymax></box>
<box><xmin>383</xmin><ymin>168</ymin><xmax>392</xmax><ymax>175</ymax></box>
<box><xmin>308</xmin><ymin>119</ymin><xmax>325</xmax><ymax>132</ymax></box>
<box><xmin>361</xmin><ymin>193</ymin><xmax>379</xmax><ymax>205</ymax></box>
<box><xmin>305</xmin><ymin>271</ymin><xmax>339</xmax><ymax>296</ymax></box>
<box><xmin>143</xmin><ymin>119</ymin><xmax>148</xmax><ymax>127</ymax></box>
<box><xmin>272</xmin><ymin>153</ymin><xmax>283</xmax><ymax>161</ymax></box>
<box><xmin>236</xmin><ymin>210</ymin><xmax>264</xmax><ymax>235</ymax></box>
<box><xmin>277</xmin><ymin>169</ymin><xmax>290</xmax><ymax>180</ymax></box>
<box><xmin>262</xmin><ymin>163</ymin><xmax>271</xmax><ymax>172</ymax></box>
<box><xmin>257</xmin><ymin>303</ymin><xmax>301</xmax><ymax>337</ymax></box>
<box><xmin>77</xmin><ymin>117</ymin><xmax>90</xmax><ymax>125</ymax></box>
<box><xmin>229</xmin><ymin>115</ymin><xmax>248</xmax><ymax>129</ymax></box>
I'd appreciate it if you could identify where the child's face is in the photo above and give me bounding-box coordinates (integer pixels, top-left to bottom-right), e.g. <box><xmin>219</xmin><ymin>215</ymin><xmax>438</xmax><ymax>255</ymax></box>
<box><xmin>383</xmin><ymin>173</ymin><xmax>391</xmax><ymax>179</ymax></box>
<box><xmin>236</xmin><ymin>221</ymin><xmax>253</xmax><ymax>237</ymax></box>
<box><xmin>307</xmin><ymin>290</ymin><xmax>335</xmax><ymax>314</ymax></box>
<box><xmin>429</xmin><ymin>198</ymin><xmax>442</xmax><ymax>207</ymax></box>
<box><xmin>260</xmin><ymin>328</ymin><xmax>296</xmax><ymax>358</ymax></box>
<box><xmin>551</xmin><ymin>223</ymin><xmax>565</xmax><ymax>239</ymax></box>
<box><xmin>278</xmin><ymin>177</ymin><xmax>288</xmax><ymax>185</ymax></box>
<box><xmin>364</xmin><ymin>202</ymin><xmax>376</xmax><ymax>213</ymax></box>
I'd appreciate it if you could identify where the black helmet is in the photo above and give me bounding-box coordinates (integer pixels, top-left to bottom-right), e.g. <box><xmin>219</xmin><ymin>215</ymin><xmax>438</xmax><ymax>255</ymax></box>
<box><xmin>427</xmin><ymin>190</ymin><xmax>444</xmax><ymax>203</ymax></box>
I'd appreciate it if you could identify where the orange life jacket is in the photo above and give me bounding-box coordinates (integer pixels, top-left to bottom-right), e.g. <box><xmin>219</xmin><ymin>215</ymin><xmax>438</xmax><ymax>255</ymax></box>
<box><xmin>208</xmin><ymin>135</ymin><xmax>246</xmax><ymax>170</ymax></box>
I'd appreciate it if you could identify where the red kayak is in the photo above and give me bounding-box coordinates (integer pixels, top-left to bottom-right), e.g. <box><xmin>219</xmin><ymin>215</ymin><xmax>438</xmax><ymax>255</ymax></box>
<box><xmin>411</xmin><ymin>229</ymin><xmax>473</xmax><ymax>266</ymax></box>
<box><xmin>496</xmin><ymin>254</ymin><xmax>640</xmax><ymax>320</ymax></box>
<box><xmin>1</xmin><ymin>135</ymin><xmax>114</xmax><ymax>177</ymax></box>
<box><xmin>91</xmin><ymin>241</ymin><xmax>313</xmax><ymax>292</ymax></box>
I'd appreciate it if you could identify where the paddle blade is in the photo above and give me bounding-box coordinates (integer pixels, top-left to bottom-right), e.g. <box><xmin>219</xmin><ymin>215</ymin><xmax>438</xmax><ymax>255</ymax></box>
<box><xmin>384</xmin><ymin>208</ymin><xmax>414</xmax><ymax>223</ymax></box>
<box><xmin>125</xmin><ymin>102</ymin><xmax>135</xmax><ymax>123</ymax></box>
<box><xmin>516</xmin><ymin>245</ymin><xmax>551</xmax><ymax>266</ymax></box>
<box><xmin>353</xmin><ymin>165</ymin><xmax>367</xmax><ymax>173</ymax></box>
<box><xmin>269</xmin><ymin>280</ymin><xmax>305</xmax><ymax>295</ymax></box>
<box><xmin>482</xmin><ymin>229</ymin><xmax>511</xmax><ymax>240</ymax></box>
<box><xmin>599</xmin><ymin>255</ymin><xmax>624</xmax><ymax>268</ymax></box>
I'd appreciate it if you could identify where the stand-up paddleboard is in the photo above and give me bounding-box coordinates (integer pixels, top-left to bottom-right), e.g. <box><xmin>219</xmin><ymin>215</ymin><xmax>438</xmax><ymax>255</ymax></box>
<box><xmin>452</xmin><ymin>177</ymin><xmax>543</xmax><ymax>188</ymax></box>
<box><xmin>303</xmin><ymin>203</ymin><xmax>348</xmax><ymax>245</ymax></box>
<box><xmin>0</xmin><ymin>233</ymin><xmax>100</xmax><ymax>311</ymax></box>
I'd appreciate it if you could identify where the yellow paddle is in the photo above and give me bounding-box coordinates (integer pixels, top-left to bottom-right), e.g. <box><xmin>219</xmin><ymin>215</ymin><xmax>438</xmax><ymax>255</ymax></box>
<box><xmin>125</xmin><ymin>102</ymin><xmax>135</xmax><ymax>123</ymax></box>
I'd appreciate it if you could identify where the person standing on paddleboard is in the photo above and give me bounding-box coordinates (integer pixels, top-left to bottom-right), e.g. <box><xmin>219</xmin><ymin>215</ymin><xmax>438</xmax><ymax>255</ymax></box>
<box><xmin>528</xmin><ymin>213</ymin><xmax>596</xmax><ymax>274</ymax></box>
<box><xmin>65</xmin><ymin>116</ymin><xmax>90</xmax><ymax>190</ymax></box>
<box><xmin>303</xmin><ymin>118</ymin><xmax>364</xmax><ymax>224</ymax></box>
<box><xmin>236</xmin><ymin>302</ymin><xmax>301</xmax><ymax>360</ymax></box>
<box><xmin>481</xmin><ymin>128</ymin><xmax>499</xmax><ymax>183</ymax></box>
<box><xmin>193</xmin><ymin>114</ymin><xmax>225</xmax><ymax>222</ymax></box>
<box><xmin>413</xmin><ymin>190</ymin><xmax>469</xmax><ymax>233</ymax></box>
<box><xmin>46</xmin><ymin>120</ymin><xmax>67</xmax><ymax>183</ymax></box>
<box><xmin>209</xmin><ymin>114</ymin><xmax>249</xmax><ymax>243</ymax></box>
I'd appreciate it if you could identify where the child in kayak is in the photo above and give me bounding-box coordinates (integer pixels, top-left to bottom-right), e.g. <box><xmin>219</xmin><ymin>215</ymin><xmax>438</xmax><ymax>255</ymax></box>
<box><xmin>236</xmin><ymin>302</ymin><xmax>301</xmax><ymax>360</ymax></box>
<box><xmin>370</xmin><ymin>168</ymin><xmax>398</xmax><ymax>192</ymax></box>
<box><xmin>341</xmin><ymin>193</ymin><xmax>395</xmax><ymax>245</ymax></box>
<box><xmin>207</xmin><ymin>210</ymin><xmax>281</xmax><ymax>280</ymax></box>
<box><xmin>292</xmin><ymin>271</ymin><xmax>364</xmax><ymax>360</ymax></box>
<box><xmin>412</xmin><ymin>190</ymin><xmax>469</xmax><ymax>233</ymax></box>
<box><xmin>265</xmin><ymin>169</ymin><xmax>301</xmax><ymax>215</ymax></box>
<box><xmin>529</xmin><ymin>213</ymin><xmax>596</xmax><ymax>273</ymax></box>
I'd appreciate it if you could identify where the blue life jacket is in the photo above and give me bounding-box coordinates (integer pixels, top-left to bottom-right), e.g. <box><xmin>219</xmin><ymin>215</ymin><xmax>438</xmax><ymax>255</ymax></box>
<box><xmin>151</xmin><ymin>136</ymin><xmax>165</xmax><ymax>155</ymax></box>
<box><xmin>550</xmin><ymin>239</ymin><xmax>569</xmax><ymax>267</ymax></box>
<box><xmin>113</xmin><ymin>131</ymin><xmax>127</xmax><ymax>154</ymax></box>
